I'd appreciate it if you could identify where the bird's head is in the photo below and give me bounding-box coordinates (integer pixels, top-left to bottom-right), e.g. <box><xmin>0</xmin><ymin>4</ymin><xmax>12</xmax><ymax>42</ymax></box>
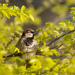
<box><xmin>22</xmin><ymin>29</ymin><xmax>34</xmax><ymax>38</ymax></box>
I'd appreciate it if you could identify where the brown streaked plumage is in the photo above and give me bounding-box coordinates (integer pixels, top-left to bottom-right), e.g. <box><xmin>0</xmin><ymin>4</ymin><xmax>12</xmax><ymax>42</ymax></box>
<box><xmin>16</xmin><ymin>29</ymin><xmax>38</xmax><ymax>60</ymax></box>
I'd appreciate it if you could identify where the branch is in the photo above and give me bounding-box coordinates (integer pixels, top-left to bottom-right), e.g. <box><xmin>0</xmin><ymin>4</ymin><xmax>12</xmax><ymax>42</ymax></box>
<box><xmin>3</xmin><ymin>50</ymin><xmax>42</xmax><ymax>58</ymax></box>
<box><xmin>47</xmin><ymin>30</ymin><xmax>75</xmax><ymax>46</ymax></box>
<box><xmin>50</xmin><ymin>44</ymin><xmax>63</xmax><ymax>49</ymax></box>
<box><xmin>3</xmin><ymin>51</ymin><xmax>22</xmax><ymax>58</ymax></box>
<box><xmin>5</xmin><ymin>36</ymin><xmax>16</xmax><ymax>50</ymax></box>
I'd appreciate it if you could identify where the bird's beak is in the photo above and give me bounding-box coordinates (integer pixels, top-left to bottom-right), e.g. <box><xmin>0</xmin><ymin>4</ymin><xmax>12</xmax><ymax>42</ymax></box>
<box><xmin>34</xmin><ymin>32</ymin><xmax>38</xmax><ymax>35</ymax></box>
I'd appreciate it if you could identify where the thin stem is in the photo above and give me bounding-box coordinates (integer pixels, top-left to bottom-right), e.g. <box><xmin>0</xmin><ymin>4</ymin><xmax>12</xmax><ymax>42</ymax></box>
<box><xmin>5</xmin><ymin>36</ymin><xmax>16</xmax><ymax>50</ymax></box>
<box><xmin>47</xmin><ymin>30</ymin><xmax>75</xmax><ymax>46</ymax></box>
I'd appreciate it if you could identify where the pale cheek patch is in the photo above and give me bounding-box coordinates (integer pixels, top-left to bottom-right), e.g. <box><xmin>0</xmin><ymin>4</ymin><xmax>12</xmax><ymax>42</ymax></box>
<box><xmin>25</xmin><ymin>33</ymin><xmax>33</xmax><ymax>38</ymax></box>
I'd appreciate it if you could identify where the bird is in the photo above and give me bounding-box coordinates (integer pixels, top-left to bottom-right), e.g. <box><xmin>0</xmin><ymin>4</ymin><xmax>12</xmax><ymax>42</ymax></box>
<box><xmin>16</xmin><ymin>29</ymin><xmax>38</xmax><ymax>59</ymax></box>
<box><xmin>16</xmin><ymin>29</ymin><xmax>38</xmax><ymax>68</ymax></box>
<box><xmin>3</xmin><ymin>29</ymin><xmax>38</xmax><ymax>68</ymax></box>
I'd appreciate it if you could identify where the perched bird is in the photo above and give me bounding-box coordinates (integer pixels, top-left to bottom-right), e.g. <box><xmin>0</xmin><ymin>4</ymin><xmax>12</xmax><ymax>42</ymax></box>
<box><xmin>3</xmin><ymin>29</ymin><xmax>38</xmax><ymax>68</ymax></box>
<box><xmin>16</xmin><ymin>29</ymin><xmax>38</xmax><ymax>60</ymax></box>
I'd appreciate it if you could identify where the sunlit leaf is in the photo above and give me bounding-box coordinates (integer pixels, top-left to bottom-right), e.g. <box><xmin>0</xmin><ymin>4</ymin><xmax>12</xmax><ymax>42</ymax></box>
<box><xmin>2</xmin><ymin>10</ymin><xmax>10</xmax><ymax>18</ymax></box>
<box><xmin>29</xmin><ymin>14</ymin><xmax>34</xmax><ymax>21</ymax></box>
<box><xmin>21</xmin><ymin>5</ymin><xmax>26</xmax><ymax>12</ymax></box>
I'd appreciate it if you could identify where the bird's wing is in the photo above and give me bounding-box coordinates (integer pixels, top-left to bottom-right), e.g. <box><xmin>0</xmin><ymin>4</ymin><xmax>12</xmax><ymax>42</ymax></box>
<box><xmin>15</xmin><ymin>37</ymin><xmax>25</xmax><ymax>50</ymax></box>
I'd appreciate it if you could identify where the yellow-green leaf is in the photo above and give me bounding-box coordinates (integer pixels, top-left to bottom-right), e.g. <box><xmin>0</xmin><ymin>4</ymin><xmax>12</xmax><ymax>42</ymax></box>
<box><xmin>20</xmin><ymin>14</ymin><xmax>26</xmax><ymax>22</ymax></box>
<box><xmin>29</xmin><ymin>14</ymin><xmax>34</xmax><ymax>21</ymax></box>
<box><xmin>2</xmin><ymin>10</ymin><xmax>10</xmax><ymax>18</ymax></box>
<box><xmin>21</xmin><ymin>5</ymin><xmax>26</xmax><ymax>12</ymax></box>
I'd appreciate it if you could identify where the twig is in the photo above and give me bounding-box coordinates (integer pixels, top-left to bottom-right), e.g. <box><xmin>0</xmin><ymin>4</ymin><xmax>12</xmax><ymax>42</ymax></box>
<box><xmin>5</xmin><ymin>36</ymin><xmax>16</xmax><ymax>50</ymax></box>
<box><xmin>47</xmin><ymin>30</ymin><xmax>75</xmax><ymax>46</ymax></box>
<box><xmin>3</xmin><ymin>43</ymin><xmax>64</xmax><ymax>58</ymax></box>
<box><xmin>3</xmin><ymin>51</ymin><xmax>22</xmax><ymax>58</ymax></box>
<box><xmin>3</xmin><ymin>51</ymin><xmax>37</xmax><ymax>58</ymax></box>
<box><xmin>50</xmin><ymin>43</ymin><xmax>63</xmax><ymax>49</ymax></box>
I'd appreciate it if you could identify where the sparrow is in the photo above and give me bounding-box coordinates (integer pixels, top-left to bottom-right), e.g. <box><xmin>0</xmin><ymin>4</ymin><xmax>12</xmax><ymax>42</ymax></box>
<box><xmin>3</xmin><ymin>29</ymin><xmax>38</xmax><ymax>69</ymax></box>
<box><xmin>16</xmin><ymin>29</ymin><xmax>38</xmax><ymax>60</ymax></box>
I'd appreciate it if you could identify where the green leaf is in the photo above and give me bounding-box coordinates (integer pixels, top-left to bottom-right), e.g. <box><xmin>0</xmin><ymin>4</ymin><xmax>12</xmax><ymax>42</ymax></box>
<box><xmin>29</xmin><ymin>14</ymin><xmax>34</xmax><ymax>21</ymax></box>
<box><xmin>0</xmin><ymin>12</ymin><xmax>4</xmax><ymax>17</ymax></box>
<box><xmin>37</xmin><ymin>28</ymin><xmax>43</xmax><ymax>32</ymax></box>
<box><xmin>2</xmin><ymin>10</ymin><xmax>10</xmax><ymax>18</ymax></box>
<box><xmin>73</xmin><ymin>15</ymin><xmax>75</xmax><ymax>21</ymax></box>
<box><xmin>51</xmin><ymin>49</ymin><xmax>59</xmax><ymax>55</ymax></box>
<box><xmin>18</xmin><ymin>66</ymin><xmax>26</xmax><ymax>73</ymax></box>
<box><xmin>21</xmin><ymin>5</ymin><xmax>26</xmax><ymax>12</ymax></box>
<box><xmin>8</xmin><ymin>6</ymin><xmax>13</xmax><ymax>10</ymax></box>
<box><xmin>70</xmin><ymin>10</ymin><xmax>75</xmax><ymax>14</ymax></box>
<box><xmin>40</xmin><ymin>44</ymin><xmax>53</xmax><ymax>55</ymax></box>
<box><xmin>47</xmin><ymin>30</ymin><xmax>53</xmax><ymax>34</ymax></box>
<box><xmin>3</xmin><ymin>4</ymin><xmax>8</xmax><ymax>7</ymax></box>
<box><xmin>71</xmin><ymin>57</ymin><xmax>75</xmax><ymax>64</ymax></box>
<box><xmin>70</xmin><ymin>7</ymin><xmax>75</xmax><ymax>10</ymax></box>
<box><xmin>15</xmin><ymin>47</ymin><xmax>21</xmax><ymax>53</ymax></box>
<box><xmin>0</xmin><ymin>6</ymin><xmax>8</xmax><ymax>9</ymax></box>
<box><xmin>14</xmin><ymin>6</ymin><xmax>20</xmax><ymax>12</ymax></box>
<box><xmin>9</xmin><ymin>10</ymin><xmax>16</xmax><ymax>16</ymax></box>
<box><xmin>16</xmin><ymin>59</ymin><xmax>22</xmax><ymax>67</ymax></box>
<box><xmin>20</xmin><ymin>14</ymin><xmax>26</xmax><ymax>22</ymax></box>
<box><xmin>30</xmin><ymin>58</ymin><xmax>42</xmax><ymax>71</ymax></box>
<box><xmin>44</xmin><ymin>57</ymin><xmax>56</xmax><ymax>70</ymax></box>
<box><xmin>64</xmin><ymin>34</ymin><xmax>72</xmax><ymax>43</ymax></box>
<box><xmin>53</xmin><ymin>30</ymin><xmax>59</xmax><ymax>35</ymax></box>
<box><xmin>46</xmin><ymin>22</ymin><xmax>53</xmax><ymax>28</ymax></box>
<box><xmin>68</xmin><ymin>24</ymin><xmax>74</xmax><ymax>30</ymax></box>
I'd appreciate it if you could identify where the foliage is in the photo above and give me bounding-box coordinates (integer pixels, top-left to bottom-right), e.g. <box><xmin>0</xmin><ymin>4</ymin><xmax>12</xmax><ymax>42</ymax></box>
<box><xmin>0</xmin><ymin>4</ymin><xmax>34</xmax><ymax>22</ymax></box>
<box><xmin>0</xmin><ymin>3</ymin><xmax>75</xmax><ymax>75</ymax></box>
